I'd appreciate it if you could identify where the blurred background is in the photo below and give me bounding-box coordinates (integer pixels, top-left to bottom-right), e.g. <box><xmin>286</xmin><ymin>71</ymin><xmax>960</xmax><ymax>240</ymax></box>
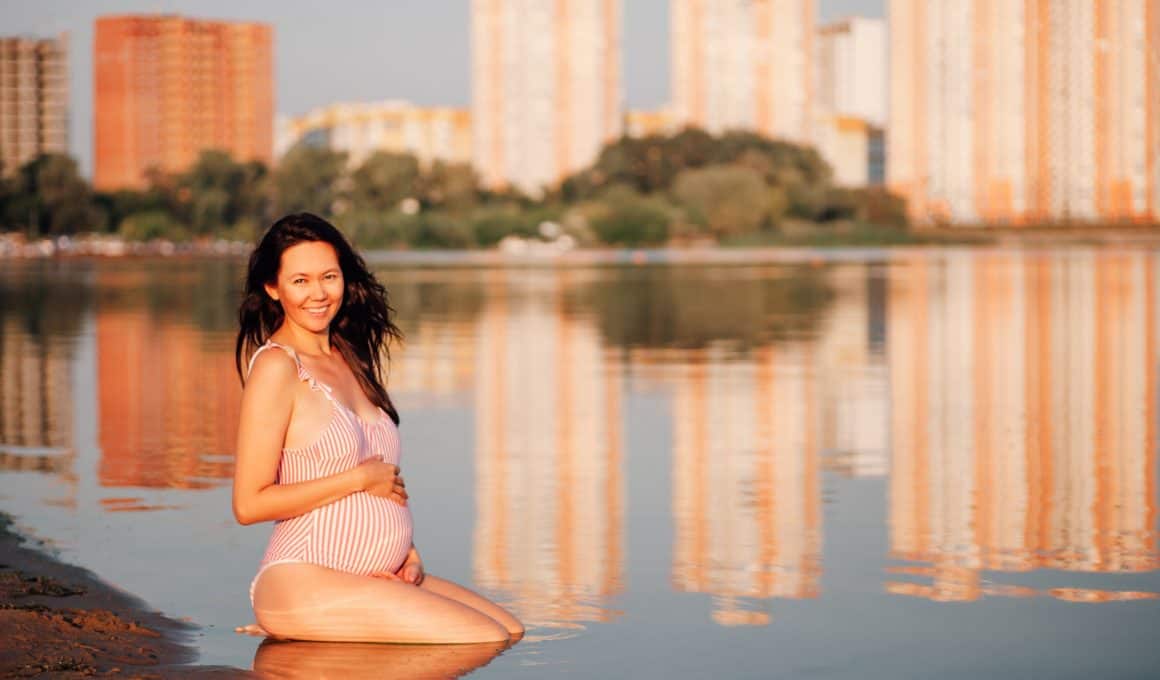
<box><xmin>1</xmin><ymin>1</ymin><xmax>1159</xmax><ymax>678</ymax></box>
<box><xmin>2</xmin><ymin>0</ymin><xmax>1155</xmax><ymax>252</ymax></box>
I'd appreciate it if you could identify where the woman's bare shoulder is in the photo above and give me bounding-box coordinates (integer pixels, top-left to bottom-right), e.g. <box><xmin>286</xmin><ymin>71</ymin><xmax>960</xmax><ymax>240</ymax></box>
<box><xmin>246</xmin><ymin>346</ymin><xmax>300</xmax><ymax>393</ymax></box>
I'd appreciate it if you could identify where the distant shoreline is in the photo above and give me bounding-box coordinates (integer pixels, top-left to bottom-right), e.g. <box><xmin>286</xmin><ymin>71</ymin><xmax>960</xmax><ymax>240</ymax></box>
<box><xmin>2</xmin><ymin>227</ymin><xmax>1159</xmax><ymax>263</ymax></box>
<box><xmin>0</xmin><ymin>512</ymin><xmax>248</xmax><ymax>678</ymax></box>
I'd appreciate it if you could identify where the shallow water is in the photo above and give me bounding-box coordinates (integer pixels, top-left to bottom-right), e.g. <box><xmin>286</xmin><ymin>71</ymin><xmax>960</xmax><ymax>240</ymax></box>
<box><xmin>1</xmin><ymin>248</ymin><xmax>1158</xmax><ymax>678</ymax></box>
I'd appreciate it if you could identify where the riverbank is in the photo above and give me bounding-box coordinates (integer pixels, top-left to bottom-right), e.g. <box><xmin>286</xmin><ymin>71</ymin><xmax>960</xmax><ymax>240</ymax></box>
<box><xmin>0</xmin><ymin>513</ymin><xmax>249</xmax><ymax>678</ymax></box>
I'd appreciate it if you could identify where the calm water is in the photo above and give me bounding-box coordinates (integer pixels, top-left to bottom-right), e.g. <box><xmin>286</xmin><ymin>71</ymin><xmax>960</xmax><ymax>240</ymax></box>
<box><xmin>1</xmin><ymin>248</ymin><xmax>1158</xmax><ymax>678</ymax></box>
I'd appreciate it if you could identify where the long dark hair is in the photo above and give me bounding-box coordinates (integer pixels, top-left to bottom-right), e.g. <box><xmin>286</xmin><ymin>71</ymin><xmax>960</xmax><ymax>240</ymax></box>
<box><xmin>235</xmin><ymin>213</ymin><xmax>403</xmax><ymax>424</ymax></box>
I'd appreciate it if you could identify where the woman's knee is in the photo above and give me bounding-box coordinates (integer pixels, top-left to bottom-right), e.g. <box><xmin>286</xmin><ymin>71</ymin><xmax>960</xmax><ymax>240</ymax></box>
<box><xmin>443</xmin><ymin>607</ymin><xmax>511</xmax><ymax>644</ymax></box>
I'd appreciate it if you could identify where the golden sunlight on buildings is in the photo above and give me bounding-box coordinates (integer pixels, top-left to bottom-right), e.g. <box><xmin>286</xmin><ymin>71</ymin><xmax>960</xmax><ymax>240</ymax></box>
<box><xmin>671</xmin><ymin>344</ymin><xmax>822</xmax><ymax>625</ymax></box>
<box><xmin>887</xmin><ymin>251</ymin><xmax>1158</xmax><ymax>602</ymax></box>
<box><xmin>93</xmin><ymin>15</ymin><xmax>273</xmax><ymax>190</ymax></box>
<box><xmin>276</xmin><ymin>102</ymin><xmax>472</xmax><ymax>168</ymax></box>
<box><xmin>471</xmin><ymin>0</ymin><xmax>622</xmax><ymax>193</ymax></box>
<box><xmin>625</xmin><ymin>108</ymin><xmax>679</xmax><ymax>138</ymax></box>
<box><xmin>0</xmin><ymin>34</ymin><xmax>69</xmax><ymax>177</ymax></box>
<box><xmin>889</xmin><ymin>0</ymin><xmax>1160</xmax><ymax>224</ymax></box>
<box><xmin>671</xmin><ymin>0</ymin><xmax>815</xmax><ymax>143</ymax></box>
<box><xmin>95</xmin><ymin>272</ymin><xmax>240</xmax><ymax>490</ymax></box>
<box><xmin>472</xmin><ymin>270</ymin><xmax>625</xmax><ymax>627</ymax></box>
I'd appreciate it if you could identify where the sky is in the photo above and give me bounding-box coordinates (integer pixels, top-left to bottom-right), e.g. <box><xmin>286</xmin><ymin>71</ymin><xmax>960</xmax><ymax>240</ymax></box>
<box><xmin>0</xmin><ymin>0</ymin><xmax>884</xmax><ymax>177</ymax></box>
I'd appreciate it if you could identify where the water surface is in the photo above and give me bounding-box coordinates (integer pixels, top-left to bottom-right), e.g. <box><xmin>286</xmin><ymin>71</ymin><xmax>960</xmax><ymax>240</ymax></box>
<box><xmin>1</xmin><ymin>247</ymin><xmax>1157</xmax><ymax>678</ymax></box>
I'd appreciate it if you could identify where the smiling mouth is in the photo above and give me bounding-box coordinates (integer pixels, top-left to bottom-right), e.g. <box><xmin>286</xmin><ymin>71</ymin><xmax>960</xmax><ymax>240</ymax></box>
<box><xmin>305</xmin><ymin>305</ymin><xmax>330</xmax><ymax>314</ymax></box>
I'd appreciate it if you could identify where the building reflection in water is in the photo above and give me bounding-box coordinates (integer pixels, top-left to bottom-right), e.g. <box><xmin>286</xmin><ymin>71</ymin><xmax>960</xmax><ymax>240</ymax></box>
<box><xmin>0</xmin><ymin>265</ymin><xmax>86</xmax><ymax>505</ymax></box>
<box><xmin>95</xmin><ymin>268</ymin><xmax>240</xmax><ymax>494</ymax></box>
<box><xmin>471</xmin><ymin>270</ymin><xmax>625</xmax><ymax>629</ymax></box>
<box><xmin>671</xmin><ymin>345</ymin><xmax>823</xmax><ymax>626</ymax></box>
<box><xmin>888</xmin><ymin>251</ymin><xmax>1158</xmax><ymax>602</ymax></box>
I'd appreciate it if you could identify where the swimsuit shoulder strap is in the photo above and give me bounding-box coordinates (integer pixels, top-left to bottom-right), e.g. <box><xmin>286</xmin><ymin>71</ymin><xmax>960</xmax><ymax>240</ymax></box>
<box><xmin>247</xmin><ymin>341</ymin><xmax>333</xmax><ymax>396</ymax></box>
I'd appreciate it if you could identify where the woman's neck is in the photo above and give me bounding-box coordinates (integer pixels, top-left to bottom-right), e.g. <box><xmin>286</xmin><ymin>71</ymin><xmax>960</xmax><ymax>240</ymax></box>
<box><xmin>275</xmin><ymin>323</ymin><xmax>332</xmax><ymax>357</ymax></box>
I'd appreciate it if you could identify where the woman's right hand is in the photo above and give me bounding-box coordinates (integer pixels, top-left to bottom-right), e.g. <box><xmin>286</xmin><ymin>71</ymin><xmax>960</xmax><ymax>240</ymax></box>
<box><xmin>357</xmin><ymin>460</ymin><xmax>408</xmax><ymax>506</ymax></box>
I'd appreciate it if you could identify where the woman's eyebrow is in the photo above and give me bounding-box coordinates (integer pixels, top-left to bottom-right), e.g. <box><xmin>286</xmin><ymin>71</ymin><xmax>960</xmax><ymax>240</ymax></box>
<box><xmin>287</xmin><ymin>267</ymin><xmax>340</xmax><ymax>277</ymax></box>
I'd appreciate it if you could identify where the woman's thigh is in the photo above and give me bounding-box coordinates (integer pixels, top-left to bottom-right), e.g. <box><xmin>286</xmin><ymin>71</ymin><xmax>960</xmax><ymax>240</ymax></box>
<box><xmin>419</xmin><ymin>574</ymin><xmax>524</xmax><ymax>638</ymax></box>
<box><xmin>252</xmin><ymin>563</ymin><xmax>510</xmax><ymax>644</ymax></box>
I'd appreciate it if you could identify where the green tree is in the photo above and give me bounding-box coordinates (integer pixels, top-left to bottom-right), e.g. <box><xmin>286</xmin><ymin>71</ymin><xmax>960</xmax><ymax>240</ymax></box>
<box><xmin>417</xmin><ymin>161</ymin><xmax>479</xmax><ymax>212</ymax></box>
<box><xmin>671</xmin><ymin>165</ymin><xmax>770</xmax><ymax>237</ymax></box>
<box><xmin>119</xmin><ymin>210</ymin><xmax>187</xmax><ymax>241</ymax></box>
<box><xmin>178</xmin><ymin>150</ymin><xmax>268</xmax><ymax>235</ymax></box>
<box><xmin>6</xmin><ymin>154</ymin><xmax>105</xmax><ymax>235</ymax></box>
<box><xmin>273</xmin><ymin>146</ymin><xmax>348</xmax><ymax>216</ymax></box>
<box><xmin>350</xmin><ymin>152</ymin><xmax>420</xmax><ymax>213</ymax></box>
<box><xmin>587</xmin><ymin>186</ymin><xmax>673</xmax><ymax>246</ymax></box>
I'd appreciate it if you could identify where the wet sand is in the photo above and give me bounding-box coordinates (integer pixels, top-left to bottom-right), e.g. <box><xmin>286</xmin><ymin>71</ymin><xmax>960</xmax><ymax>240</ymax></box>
<box><xmin>0</xmin><ymin>513</ymin><xmax>250</xmax><ymax>678</ymax></box>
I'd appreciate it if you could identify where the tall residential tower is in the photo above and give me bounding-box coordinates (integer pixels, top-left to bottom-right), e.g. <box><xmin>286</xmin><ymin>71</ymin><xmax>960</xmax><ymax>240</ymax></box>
<box><xmin>471</xmin><ymin>0</ymin><xmax>622</xmax><ymax>193</ymax></box>
<box><xmin>94</xmin><ymin>15</ymin><xmax>273</xmax><ymax>190</ymax></box>
<box><xmin>671</xmin><ymin>0</ymin><xmax>816</xmax><ymax>143</ymax></box>
<box><xmin>0</xmin><ymin>35</ymin><xmax>68</xmax><ymax>177</ymax></box>
<box><xmin>889</xmin><ymin>0</ymin><xmax>1160</xmax><ymax>224</ymax></box>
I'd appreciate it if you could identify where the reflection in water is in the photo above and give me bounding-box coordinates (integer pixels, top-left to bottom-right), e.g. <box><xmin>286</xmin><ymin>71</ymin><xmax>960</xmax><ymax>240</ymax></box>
<box><xmin>2</xmin><ymin>249</ymin><xmax>1157</xmax><ymax>657</ymax></box>
<box><xmin>888</xmin><ymin>251</ymin><xmax>1158</xmax><ymax>602</ymax></box>
<box><xmin>472</xmin><ymin>270</ymin><xmax>625</xmax><ymax>629</ymax></box>
<box><xmin>0</xmin><ymin>262</ymin><xmax>86</xmax><ymax>506</ymax></box>
<box><xmin>671</xmin><ymin>346</ymin><xmax>822</xmax><ymax>626</ymax></box>
<box><xmin>95</xmin><ymin>268</ymin><xmax>241</xmax><ymax>489</ymax></box>
<box><xmin>252</xmin><ymin>638</ymin><xmax>507</xmax><ymax>679</ymax></box>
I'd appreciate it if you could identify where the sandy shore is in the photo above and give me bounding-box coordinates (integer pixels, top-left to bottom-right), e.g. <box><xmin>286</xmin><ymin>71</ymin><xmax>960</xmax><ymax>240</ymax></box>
<box><xmin>0</xmin><ymin>513</ymin><xmax>250</xmax><ymax>678</ymax></box>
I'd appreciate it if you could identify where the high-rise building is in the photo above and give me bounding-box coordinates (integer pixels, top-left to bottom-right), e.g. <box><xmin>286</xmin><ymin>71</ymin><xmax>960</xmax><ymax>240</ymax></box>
<box><xmin>471</xmin><ymin>0</ymin><xmax>622</xmax><ymax>194</ymax></box>
<box><xmin>93</xmin><ymin>15</ymin><xmax>273</xmax><ymax>190</ymax></box>
<box><xmin>816</xmin><ymin>17</ymin><xmax>886</xmax><ymax>128</ymax></box>
<box><xmin>277</xmin><ymin>101</ymin><xmax>472</xmax><ymax>168</ymax></box>
<box><xmin>813</xmin><ymin>17</ymin><xmax>887</xmax><ymax>187</ymax></box>
<box><xmin>671</xmin><ymin>0</ymin><xmax>815</xmax><ymax>143</ymax></box>
<box><xmin>0</xmin><ymin>35</ymin><xmax>68</xmax><ymax>177</ymax></box>
<box><xmin>889</xmin><ymin>0</ymin><xmax>1160</xmax><ymax>225</ymax></box>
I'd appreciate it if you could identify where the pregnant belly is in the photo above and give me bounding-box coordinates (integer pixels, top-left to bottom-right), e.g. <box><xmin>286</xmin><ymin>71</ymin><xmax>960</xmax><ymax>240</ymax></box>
<box><xmin>306</xmin><ymin>492</ymin><xmax>414</xmax><ymax>575</ymax></box>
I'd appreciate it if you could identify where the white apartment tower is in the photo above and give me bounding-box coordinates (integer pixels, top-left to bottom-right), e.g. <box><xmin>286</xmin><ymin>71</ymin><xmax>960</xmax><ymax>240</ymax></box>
<box><xmin>890</xmin><ymin>0</ymin><xmax>1160</xmax><ymax>225</ymax></box>
<box><xmin>671</xmin><ymin>0</ymin><xmax>816</xmax><ymax>143</ymax></box>
<box><xmin>817</xmin><ymin>17</ymin><xmax>886</xmax><ymax>128</ymax></box>
<box><xmin>471</xmin><ymin>0</ymin><xmax>622</xmax><ymax>194</ymax></box>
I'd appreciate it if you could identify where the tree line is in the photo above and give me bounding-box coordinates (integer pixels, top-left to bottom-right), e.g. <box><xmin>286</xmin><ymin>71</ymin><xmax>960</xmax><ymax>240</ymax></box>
<box><xmin>0</xmin><ymin>128</ymin><xmax>908</xmax><ymax>249</ymax></box>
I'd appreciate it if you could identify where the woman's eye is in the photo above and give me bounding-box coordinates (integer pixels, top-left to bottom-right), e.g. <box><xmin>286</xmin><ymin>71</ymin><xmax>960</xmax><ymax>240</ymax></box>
<box><xmin>293</xmin><ymin>278</ymin><xmax>306</xmax><ymax>285</ymax></box>
<box><xmin>325</xmin><ymin>273</ymin><xmax>338</xmax><ymax>280</ymax></box>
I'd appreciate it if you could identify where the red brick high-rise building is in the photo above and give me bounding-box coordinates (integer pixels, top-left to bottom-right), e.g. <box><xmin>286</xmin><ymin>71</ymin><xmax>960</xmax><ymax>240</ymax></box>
<box><xmin>94</xmin><ymin>15</ymin><xmax>273</xmax><ymax>190</ymax></box>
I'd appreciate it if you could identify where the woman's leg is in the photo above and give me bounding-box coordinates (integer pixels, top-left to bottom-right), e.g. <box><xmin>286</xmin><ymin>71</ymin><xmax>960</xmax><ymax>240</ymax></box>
<box><xmin>419</xmin><ymin>575</ymin><xmax>525</xmax><ymax>639</ymax></box>
<box><xmin>252</xmin><ymin>563</ymin><xmax>510</xmax><ymax>644</ymax></box>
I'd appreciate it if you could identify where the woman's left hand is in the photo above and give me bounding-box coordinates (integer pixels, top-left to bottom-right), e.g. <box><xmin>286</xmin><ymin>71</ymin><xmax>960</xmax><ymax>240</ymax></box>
<box><xmin>399</xmin><ymin>547</ymin><xmax>425</xmax><ymax>585</ymax></box>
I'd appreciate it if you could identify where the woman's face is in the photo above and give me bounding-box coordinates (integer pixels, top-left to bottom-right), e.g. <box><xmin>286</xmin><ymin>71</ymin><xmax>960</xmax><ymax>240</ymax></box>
<box><xmin>264</xmin><ymin>240</ymin><xmax>345</xmax><ymax>334</ymax></box>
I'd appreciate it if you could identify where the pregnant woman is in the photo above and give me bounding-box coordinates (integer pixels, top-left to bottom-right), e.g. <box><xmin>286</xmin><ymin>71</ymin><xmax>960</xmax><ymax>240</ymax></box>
<box><xmin>232</xmin><ymin>213</ymin><xmax>522</xmax><ymax>644</ymax></box>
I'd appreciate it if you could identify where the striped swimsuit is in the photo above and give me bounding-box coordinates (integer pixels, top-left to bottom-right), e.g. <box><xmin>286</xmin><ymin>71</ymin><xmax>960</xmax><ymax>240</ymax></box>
<box><xmin>248</xmin><ymin>341</ymin><xmax>413</xmax><ymax>603</ymax></box>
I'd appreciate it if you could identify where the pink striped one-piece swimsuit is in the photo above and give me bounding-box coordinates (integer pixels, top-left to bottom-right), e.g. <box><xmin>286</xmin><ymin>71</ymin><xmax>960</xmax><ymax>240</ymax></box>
<box><xmin>248</xmin><ymin>341</ymin><xmax>412</xmax><ymax>600</ymax></box>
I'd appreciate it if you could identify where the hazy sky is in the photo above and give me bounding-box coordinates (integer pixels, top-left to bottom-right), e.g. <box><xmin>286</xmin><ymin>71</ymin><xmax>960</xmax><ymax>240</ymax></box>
<box><xmin>0</xmin><ymin>0</ymin><xmax>884</xmax><ymax>177</ymax></box>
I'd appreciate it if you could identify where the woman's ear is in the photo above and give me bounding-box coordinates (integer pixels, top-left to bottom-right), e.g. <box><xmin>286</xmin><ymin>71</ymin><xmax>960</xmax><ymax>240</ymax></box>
<box><xmin>264</xmin><ymin>282</ymin><xmax>279</xmax><ymax>301</ymax></box>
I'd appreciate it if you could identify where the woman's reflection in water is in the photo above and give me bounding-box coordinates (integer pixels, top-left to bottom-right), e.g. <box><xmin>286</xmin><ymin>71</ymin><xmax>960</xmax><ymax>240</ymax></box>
<box><xmin>253</xmin><ymin>638</ymin><xmax>508</xmax><ymax>679</ymax></box>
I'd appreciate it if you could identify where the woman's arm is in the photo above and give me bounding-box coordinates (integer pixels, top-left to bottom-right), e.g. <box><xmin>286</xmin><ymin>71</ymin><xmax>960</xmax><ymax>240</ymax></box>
<box><xmin>231</xmin><ymin>350</ymin><xmax>403</xmax><ymax>525</ymax></box>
